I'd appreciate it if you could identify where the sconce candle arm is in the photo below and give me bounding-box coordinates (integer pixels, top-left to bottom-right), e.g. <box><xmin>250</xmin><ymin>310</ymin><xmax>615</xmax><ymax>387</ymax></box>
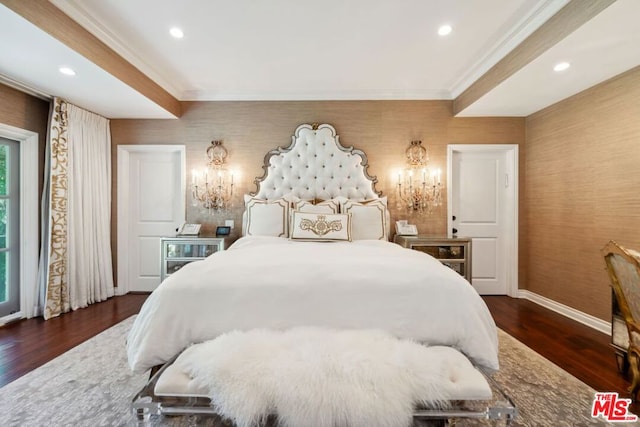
<box><xmin>396</xmin><ymin>140</ymin><xmax>443</xmax><ymax>214</ymax></box>
<box><xmin>191</xmin><ymin>140</ymin><xmax>235</xmax><ymax>214</ymax></box>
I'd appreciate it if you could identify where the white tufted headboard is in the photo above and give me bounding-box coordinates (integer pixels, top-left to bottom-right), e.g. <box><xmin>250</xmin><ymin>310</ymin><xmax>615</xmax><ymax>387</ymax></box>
<box><xmin>252</xmin><ymin>123</ymin><xmax>381</xmax><ymax>200</ymax></box>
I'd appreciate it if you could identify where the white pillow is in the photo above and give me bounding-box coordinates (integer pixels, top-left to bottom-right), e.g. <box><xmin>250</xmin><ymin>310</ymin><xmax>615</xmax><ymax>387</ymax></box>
<box><xmin>245</xmin><ymin>197</ymin><xmax>290</xmax><ymax>237</ymax></box>
<box><xmin>341</xmin><ymin>198</ymin><xmax>388</xmax><ymax>240</ymax></box>
<box><xmin>280</xmin><ymin>193</ymin><xmax>302</xmax><ymax>206</ymax></box>
<box><xmin>294</xmin><ymin>199</ymin><xmax>340</xmax><ymax>214</ymax></box>
<box><xmin>290</xmin><ymin>211</ymin><xmax>352</xmax><ymax>241</ymax></box>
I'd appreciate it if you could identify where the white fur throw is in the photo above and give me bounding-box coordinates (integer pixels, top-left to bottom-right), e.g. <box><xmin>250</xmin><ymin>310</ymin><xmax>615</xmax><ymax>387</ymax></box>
<box><xmin>171</xmin><ymin>328</ymin><xmax>487</xmax><ymax>427</ymax></box>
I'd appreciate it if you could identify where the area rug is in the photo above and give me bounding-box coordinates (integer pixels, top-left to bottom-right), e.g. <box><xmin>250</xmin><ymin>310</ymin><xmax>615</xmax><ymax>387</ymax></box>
<box><xmin>0</xmin><ymin>316</ymin><xmax>632</xmax><ymax>426</ymax></box>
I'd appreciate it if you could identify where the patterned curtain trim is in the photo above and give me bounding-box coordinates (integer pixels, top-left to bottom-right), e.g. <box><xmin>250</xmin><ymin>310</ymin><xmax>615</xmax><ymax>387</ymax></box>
<box><xmin>44</xmin><ymin>98</ymin><xmax>70</xmax><ymax>320</ymax></box>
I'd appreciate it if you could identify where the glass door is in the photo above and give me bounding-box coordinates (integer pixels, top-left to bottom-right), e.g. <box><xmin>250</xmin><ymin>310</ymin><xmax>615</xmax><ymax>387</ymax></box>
<box><xmin>0</xmin><ymin>137</ymin><xmax>20</xmax><ymax>318</ymax></box>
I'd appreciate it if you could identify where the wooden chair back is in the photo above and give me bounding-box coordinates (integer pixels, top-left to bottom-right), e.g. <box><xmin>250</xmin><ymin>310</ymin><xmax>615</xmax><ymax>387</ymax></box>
<box><xmin>602</xmin><ymin>240</ymin><xmax>640</xmax><ymax>400</ymax></box>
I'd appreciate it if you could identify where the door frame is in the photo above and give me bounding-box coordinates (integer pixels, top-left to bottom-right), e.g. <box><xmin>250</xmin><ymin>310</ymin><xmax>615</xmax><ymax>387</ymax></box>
<box><xmin>446</xmin><ymin>144</ymin><xmax>519</xmax><ymax>297</ymax></box>
<box><xmin>117</xmin><ymin>145</ymin><xmax>185</xmax><ymax>295</ymax></box>
<box><xmin>0</xmin><ymin>123</ymin><xmax>38</xmax><ymax>324</ymax></box>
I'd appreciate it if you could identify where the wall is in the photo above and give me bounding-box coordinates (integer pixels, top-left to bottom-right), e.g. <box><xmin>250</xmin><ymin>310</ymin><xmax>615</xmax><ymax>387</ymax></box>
<box><xmin>525</xmin><ymin>66</ymin><xmax>640</xmax><ymax>321</ymax></box>
<box><xmin>0</xmin><ymin>83</ymin><xmax>49</xmax><ymax>198</ymax></box>
<box><xmin>111</xmin><ymin>101</ymin><xmax>524</xmax><ymax>283</ymax></box>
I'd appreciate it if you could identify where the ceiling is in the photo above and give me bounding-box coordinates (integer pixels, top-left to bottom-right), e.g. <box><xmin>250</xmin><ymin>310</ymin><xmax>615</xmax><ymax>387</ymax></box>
<box><xmin>0</xmin><ymin>0</ymin><xmax>638</xmax><ymax>119</ymax></box>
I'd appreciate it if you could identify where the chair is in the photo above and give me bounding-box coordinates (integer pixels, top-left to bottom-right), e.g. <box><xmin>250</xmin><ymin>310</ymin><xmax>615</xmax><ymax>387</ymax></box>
<box><xmin>602</xmin><ymin>240</ymin><xmax>640</xmax><ymax>401</ymax></box>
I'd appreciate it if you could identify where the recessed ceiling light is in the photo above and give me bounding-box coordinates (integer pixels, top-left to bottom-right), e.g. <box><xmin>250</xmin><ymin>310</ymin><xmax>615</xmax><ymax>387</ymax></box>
<box><xmin>438</xmin><ymin>24</ymin><xmax>452</xmax><ymax>36</ymax></box>
<box><xmin>59</xmin><ymin>67</ymin><xmax>76</xmax><ymax>76</ymax></box>
<box><xmin>169</xmin><ymin>27</ymin><xmax>184</xmax><ymax>39</ymax></box>
<box><xmin>554</xmin><ymin>62</ymin><xmax>570</xmax><ymax>72</ymax></box>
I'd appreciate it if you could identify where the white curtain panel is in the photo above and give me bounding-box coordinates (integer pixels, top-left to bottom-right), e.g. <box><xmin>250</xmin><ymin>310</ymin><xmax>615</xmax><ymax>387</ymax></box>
<box><xmin>66</xmin><ymin>103</ymin><xmax>114</xmax><ymax>310</ymax></box>
<box><xmin>40</xmin><ymin>98</ymin><xmax>114</xmax><ymax>320</ymax></box>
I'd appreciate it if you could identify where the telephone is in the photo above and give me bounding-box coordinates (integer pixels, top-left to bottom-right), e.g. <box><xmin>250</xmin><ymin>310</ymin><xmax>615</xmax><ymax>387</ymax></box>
<box><xmin>177</xmin><ymin>223</ymin><xmax>201</xmax><ymax>236</ymax></box>
<box><xmin>395</xmin><ymin>220</ymin><xmax>418</xmax><ymax>236</ymax></box>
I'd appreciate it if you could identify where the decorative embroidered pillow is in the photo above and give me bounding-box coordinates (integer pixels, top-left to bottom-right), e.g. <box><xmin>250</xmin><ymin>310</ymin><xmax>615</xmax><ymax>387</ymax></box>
<box><xmin>341</xmin><ymin>198</ymin><xmax>388</xmax><ymax>241</ymax></box>
<box><xmin>244</xmin><ymin>197</ymin><xmax>290</xmax><ymax>237</ymax></box>
<box><xmin>290</xmin><ymin>212</ymin><xmax>352</xmax><ymax>241</ymax></box>
<box><xmin>294</xmin><ymin>199</ymin><xmax>340</xmax><ymax>214</ymax></box>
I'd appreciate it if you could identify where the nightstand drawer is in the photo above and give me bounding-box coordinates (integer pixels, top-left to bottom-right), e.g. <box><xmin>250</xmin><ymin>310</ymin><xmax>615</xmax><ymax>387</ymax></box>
<box><xmin>165</xmin><ymin>242</ymin><xmax>220</xmax><ymax>258</ymax></box>
<box><xmin>160</xmin><ymin>237</ymin><xmax>226</xmax><ymax>282</ymax></box>
<box><xmin>166</xmin><ymin>260</ymin><xmax>194</xmax><ymax>276</ymax></box>
<box><xmin>441</xmin><ymin>261</ymin><xmax>466</xmax><ymax>277</ymax></box>
<box><xmin>408</xmin><ymin>244</ymin><xmax>466</xmax><ymax>260</ymax></box>
<box><xmin>394</xmin><ymin>235</ymin><xmax>472</xmax><ymax>282</ymax></box>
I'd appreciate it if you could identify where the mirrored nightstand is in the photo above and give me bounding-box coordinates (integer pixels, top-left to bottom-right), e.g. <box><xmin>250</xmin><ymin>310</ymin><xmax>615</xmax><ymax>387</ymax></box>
<box><xmin>394</xmin><ymin>235</ymin><xmax>472</xmax><ymax>282</ymax></box>
<box><xmin>160</xmin><ymin>236</ymin><xmax>226</xmax><ymax>282</ymax></box>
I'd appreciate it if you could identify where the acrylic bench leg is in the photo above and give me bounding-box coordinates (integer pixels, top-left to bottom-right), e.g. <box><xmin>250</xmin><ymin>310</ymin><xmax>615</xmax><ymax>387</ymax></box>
<box><xmin>132</xmin><ymin>401</ymin><xmax>160</xmax><ymax>426</ymax></box>
<box><xmin>413</xmin><ymin>419</ymin><xmax>447</xmax><ymax>427</ymax></box>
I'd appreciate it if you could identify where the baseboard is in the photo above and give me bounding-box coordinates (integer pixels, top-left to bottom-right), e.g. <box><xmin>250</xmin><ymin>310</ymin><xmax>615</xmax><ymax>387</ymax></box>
<box><xmin>0</xmin><ymin>311</ymin><xmax>24</xmax><ymax>327</ymax></box>
<box><xmin>517</xmin><ymin>290</ymin><xmax>611</xmax><ymax>336</ymax></box>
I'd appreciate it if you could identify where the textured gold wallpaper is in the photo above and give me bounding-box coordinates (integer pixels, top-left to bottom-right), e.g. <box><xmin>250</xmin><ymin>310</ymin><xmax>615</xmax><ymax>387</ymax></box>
<box><xmin>0</xmin><ymin>83</ymin><xmax>49</xmax><ymax>202</ymax></box>
<box><xmin>110</xmin><ymin>100</ymin><xmax>525</xmax><ymax>286</ymax></box>
<box><xmin>111</xmin><ymin>101</ymin><xmax>524</xmax><ymax>236</ymax></box>
<box><xmin>526</xmin><ymin>66</ymin><xmax>640</xmax><ymax>321</ymax></box>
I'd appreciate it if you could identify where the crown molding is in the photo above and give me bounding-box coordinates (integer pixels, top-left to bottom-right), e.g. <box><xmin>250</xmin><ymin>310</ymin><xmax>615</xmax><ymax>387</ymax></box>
<box><xmin>49</xmin><ymin>0</ymin><xmax>183</xmax><ymax>99</ymax></box>
<box><xmin>450</xmin><ymin>0</ymin><xmax>569</xmax><ymax>98</ymax></box>
<box><xmin>181</xmin><ymin>89</ymin><xmax>452</xmax><ymax>102</ymax></box>
<box><xmin>453</xmin><ymin>0</ymin><xmax>616</xmax><ymax>116</ymax></box>
<box><xmin>3</xmin><ymin>0</ymin><xmax>181</xmax><ymax>117</ymax></box>
<box><xmin>0</xmin><ymin>73</ymin><xmax>50</xmax><ymax>100</ymax></box>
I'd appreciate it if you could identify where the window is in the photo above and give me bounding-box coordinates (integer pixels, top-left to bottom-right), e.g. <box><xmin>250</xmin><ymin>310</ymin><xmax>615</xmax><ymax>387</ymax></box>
<box><xmin>0</xmin><ymin>137</ymin><xmax>20</xmax><ymax>317</ymax></box>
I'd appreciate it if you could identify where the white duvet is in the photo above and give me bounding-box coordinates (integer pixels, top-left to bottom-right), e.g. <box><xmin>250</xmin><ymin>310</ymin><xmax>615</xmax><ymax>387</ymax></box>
<box><xmin>127</xmin><ymin>236</ymin><xmax>499</xmax><ymax>373</ymax></box>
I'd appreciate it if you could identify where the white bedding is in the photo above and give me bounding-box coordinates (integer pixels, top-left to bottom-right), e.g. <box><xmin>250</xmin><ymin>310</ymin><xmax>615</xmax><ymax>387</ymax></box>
<box><xmin>127</xmin><ymin>236</ymin><xmax>499</xmax><ymax>373</ymax></box>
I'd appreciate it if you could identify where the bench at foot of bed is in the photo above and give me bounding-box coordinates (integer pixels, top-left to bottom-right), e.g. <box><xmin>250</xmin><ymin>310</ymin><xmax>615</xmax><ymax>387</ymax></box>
<box><xmin>131</xmin><ymin>328</ymin><xmax>516</xmax><ymax>426</ymax></box>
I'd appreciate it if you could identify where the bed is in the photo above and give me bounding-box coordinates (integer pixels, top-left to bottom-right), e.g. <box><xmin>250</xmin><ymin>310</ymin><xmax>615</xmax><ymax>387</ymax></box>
<box><xmin>129</xmin><ymin>123</ymin><xmax>516</xmax><ymax>426</ymax></box>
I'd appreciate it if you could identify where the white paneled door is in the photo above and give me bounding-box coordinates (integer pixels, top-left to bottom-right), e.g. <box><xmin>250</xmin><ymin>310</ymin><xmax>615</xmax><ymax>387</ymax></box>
<box><xmin>117</xmin><ymin>146</ymin><xmax>185</xmax><ymax>293</ymax></box>
<box><xmin>448</xmin><ymin>145</ymin><xmax>518</xmax><ymax>296</ymax></box>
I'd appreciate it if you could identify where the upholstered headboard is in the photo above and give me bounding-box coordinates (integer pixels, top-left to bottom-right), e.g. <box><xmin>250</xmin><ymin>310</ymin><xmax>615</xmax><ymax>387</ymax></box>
<box><xmin>252</xmin><ymin>123</ymin><xmax>381</xmax><ymax>200</ymax></box>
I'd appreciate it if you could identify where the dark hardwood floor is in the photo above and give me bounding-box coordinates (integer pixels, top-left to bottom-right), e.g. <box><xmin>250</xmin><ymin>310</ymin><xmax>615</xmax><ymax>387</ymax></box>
<box><xmin>483</xmin><ymin>295</ymin><xmax>637</xmax><ymax>414</ymax></box>
<box><xmin>0</xmin><ymin>293</ymin><xmax>147</xmax><ymax>387</ymax></box>
<box><xmin>0</xmin><ymin>294</ymin><xmax>632</xmax><ymax>411</ymax></box>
